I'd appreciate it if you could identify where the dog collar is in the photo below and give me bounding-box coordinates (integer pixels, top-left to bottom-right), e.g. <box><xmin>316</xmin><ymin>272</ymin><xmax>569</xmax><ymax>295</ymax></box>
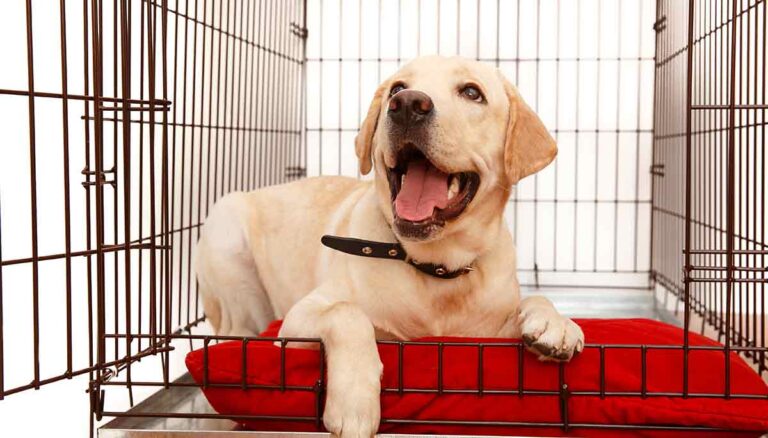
<box><xmin>321</xmin><ymin>235</ymin><xmax>475</xmax><ymax>279</ymax></box>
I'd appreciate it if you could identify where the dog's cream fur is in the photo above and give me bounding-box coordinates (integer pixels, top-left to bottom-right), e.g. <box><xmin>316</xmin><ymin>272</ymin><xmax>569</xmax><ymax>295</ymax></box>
<box><xmin>195</xmin><ymin>56</ymin><xmax>584</xmax><ymax>437</ymax></box>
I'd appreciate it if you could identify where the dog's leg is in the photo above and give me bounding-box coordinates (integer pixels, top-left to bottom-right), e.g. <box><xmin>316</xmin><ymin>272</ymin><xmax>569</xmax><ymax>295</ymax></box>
<box><xmin>511</xmin><ymin>296</ymin><xmax>584</xmax><ymax>361</ymax></box>
<box><xmin>195</xmin><ymin>192</ymin><xmax>275</xmax><ymax>336</ymax></box>
<box><xmin>279</xmin><ymin>290</ymin><xmax>382</xmax><ymax>438</ymax></box>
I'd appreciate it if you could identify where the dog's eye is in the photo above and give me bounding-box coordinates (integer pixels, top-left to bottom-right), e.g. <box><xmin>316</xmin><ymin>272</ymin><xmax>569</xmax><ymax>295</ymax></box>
<box><xmin>389</xmin><ymin>83</ymin><xmax>407</xmax><ymax>97</ymax></box>
<box><xmin>460</xmin><ymin>85</ymin><xmax>484</xmax><ymax>102</ymax></box>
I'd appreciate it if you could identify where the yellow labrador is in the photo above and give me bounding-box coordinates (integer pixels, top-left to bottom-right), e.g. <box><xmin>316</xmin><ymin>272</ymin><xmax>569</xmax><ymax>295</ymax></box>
<box><xmin>194</xmin><ymin>55</ymin><xmax>584</xmax><ymax>437</ymax></box>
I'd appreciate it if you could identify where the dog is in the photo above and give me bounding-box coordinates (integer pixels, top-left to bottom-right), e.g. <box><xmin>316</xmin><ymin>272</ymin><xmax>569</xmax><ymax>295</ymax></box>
<box><xmin>194</xmin><ymin>55</ymin><xmax>584</xmax><ymax>437</ymax></box>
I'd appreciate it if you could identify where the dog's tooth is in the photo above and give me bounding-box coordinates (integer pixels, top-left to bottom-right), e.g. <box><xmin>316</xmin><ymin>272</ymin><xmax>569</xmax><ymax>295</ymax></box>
<box><xmin>401</xmin><ymin>174</ymin><xmax>405</xmax><ymax>186</ymax></box>
<box><xmin>447</xmin><ymin>175</ymin><xmax>460</xmax><ymax>200</ymax></box>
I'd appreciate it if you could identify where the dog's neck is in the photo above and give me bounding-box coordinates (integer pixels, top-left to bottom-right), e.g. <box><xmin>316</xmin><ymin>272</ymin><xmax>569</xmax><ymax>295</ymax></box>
<box><xmin>397</xmin><ymin>219</ymin><xmax>504</xmax><ymax>272</ymax></box>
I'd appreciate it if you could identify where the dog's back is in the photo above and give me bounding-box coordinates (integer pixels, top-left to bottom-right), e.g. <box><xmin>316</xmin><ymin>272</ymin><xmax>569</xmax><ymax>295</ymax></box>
<box><xmin>194</xmin><ymin>176</ymin><xmax>366</xmax><ymax>335</ymax></box>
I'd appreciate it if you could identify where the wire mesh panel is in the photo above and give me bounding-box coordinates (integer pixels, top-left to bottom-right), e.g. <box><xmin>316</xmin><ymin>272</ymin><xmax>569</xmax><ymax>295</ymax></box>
<box><xmin>304</xmin><ymin>0</ymin><xmax>657</xmax><ymax>290</ymax></box>
<box><xmin>0</xmin><ymin>0</ymin><xmax>306</xmax><ymax>419</ymax></box>
<box><xmin>0</xmin><ymin>0</ymin><xmax>107</xmax><ymax>401</ymax></box>
<box><xmin>652</xmin><ymin>0</ymin><xmax>767</xmax><ymax>376</ymax></box>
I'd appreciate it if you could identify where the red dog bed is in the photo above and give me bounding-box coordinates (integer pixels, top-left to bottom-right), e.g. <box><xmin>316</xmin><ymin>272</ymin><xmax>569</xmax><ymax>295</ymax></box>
<box><xmin>186</xmin><ymin>319</ymin><xmax>768</xmax><ymax>437</ymax></box>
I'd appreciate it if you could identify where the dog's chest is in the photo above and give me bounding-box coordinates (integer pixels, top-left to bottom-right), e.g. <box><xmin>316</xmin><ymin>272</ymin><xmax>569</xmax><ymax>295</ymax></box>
<box><xmin>375</xmin><ymin>283</ymin><xmax>515</xmax><ymax>339</ymax></box>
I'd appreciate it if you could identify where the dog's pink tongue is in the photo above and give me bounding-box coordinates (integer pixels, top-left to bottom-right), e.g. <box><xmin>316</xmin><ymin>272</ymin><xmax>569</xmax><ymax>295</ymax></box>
<box><xmin>395</xmin><ymin>160</ymin><xmax>449</xmax><ymax>221</ymax></box>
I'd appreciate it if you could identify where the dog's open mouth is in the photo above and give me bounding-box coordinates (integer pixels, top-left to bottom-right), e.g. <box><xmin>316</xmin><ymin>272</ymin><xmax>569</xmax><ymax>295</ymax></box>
<box><xmin>386</xmin><ymin>145</ymin><xmax>479</xmax><ymax>230</ymax></box>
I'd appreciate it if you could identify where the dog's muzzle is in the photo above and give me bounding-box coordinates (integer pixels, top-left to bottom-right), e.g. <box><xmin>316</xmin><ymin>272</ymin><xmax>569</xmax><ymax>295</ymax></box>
<box><xmin>388</xmin><ymin>89</ymin><xmax>434</xmax><ymax>127</ymax></box>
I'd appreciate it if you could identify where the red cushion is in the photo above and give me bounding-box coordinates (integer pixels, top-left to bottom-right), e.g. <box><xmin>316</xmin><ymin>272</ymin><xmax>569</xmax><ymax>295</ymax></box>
<box><xmin>186</xmin><ymin>319</ymin><xmax>768</xmax><ymax>437</ymax></box>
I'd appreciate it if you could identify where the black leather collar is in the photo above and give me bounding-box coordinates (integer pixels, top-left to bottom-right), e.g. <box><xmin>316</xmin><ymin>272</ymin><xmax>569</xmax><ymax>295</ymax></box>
<box><xmin>321</xmin><ymin>235</ymin><xmax>474</xmax><ymax>279</ymax></box>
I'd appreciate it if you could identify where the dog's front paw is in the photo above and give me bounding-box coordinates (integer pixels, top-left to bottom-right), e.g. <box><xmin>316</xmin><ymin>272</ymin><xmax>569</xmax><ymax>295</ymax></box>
<box><xmin>323</xmin><ymin>359</ymin><xmax>382</xmax><ymax>437</ymax></box>
<box><xmin>519</xmin><ymin>303</ymin><xmax>584</xmax><ymax>361</ymax></box>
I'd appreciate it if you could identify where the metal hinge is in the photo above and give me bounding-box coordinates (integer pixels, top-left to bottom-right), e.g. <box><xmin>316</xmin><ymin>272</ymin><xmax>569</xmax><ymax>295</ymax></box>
<box><xmin>290</xmin><ymin>22</ymin><xmax>308</xmax><ymax>39</ymax></box>
<box><xmin>650</xmin><ymin>164</ymin><xmax>665</xmax><ymax>177</ymax></box>
<box><xmin>653</xmin><ymin>16</ymin><xmax>667</xmax><ymax>33</ymax></box>
<box><xmin>88</xmin><ymin>381</ymin><xmax>106</xmax><ymax>421</ymax></box>
<box><xmin>82</xmin><ymin>166</ymin><xmax>116</xmax><ymax>188</ymax></box>
<box><xmin>285</xmin><ymin>165</ymin><xmax>307</xmax><ymax>179</ymax></box>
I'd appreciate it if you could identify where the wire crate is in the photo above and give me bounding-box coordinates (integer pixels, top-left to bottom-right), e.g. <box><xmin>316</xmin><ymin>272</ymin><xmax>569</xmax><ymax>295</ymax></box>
<box><xmin>0</xmin><ymin>0</ymin><xmax>765</xmax><ymax>436</ymax></box>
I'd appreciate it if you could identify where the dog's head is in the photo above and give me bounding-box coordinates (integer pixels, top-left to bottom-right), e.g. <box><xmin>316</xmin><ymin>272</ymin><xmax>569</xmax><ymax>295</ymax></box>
<box><xmin>356</xmin><ymin>56</ymin><xmax>556</xmax><ymax>243</ymax></box>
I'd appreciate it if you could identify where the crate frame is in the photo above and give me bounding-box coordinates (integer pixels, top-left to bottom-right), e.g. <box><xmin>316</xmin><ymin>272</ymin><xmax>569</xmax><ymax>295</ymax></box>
<box><xmin>0</xmin><ymin>0</ymin><xmax>766</xmax><ymax>436</ymax></box>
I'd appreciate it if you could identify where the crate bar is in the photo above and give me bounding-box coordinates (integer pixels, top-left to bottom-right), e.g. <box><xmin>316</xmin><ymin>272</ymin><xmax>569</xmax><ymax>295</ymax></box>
<box><xmin>202</xmin><ymin>338</ymin><xmax>210</xmax><ymax>388</ymax></box>
<box><xmin>101</xmin><ymin>379</ymin><xmax>317</xmax><ymax>391</ymax></box>
<box><xmin>0</xmin><ymin>242</ymin><xmax>167</xmax><ymax>267</ymax></box>
<box><xmin>681</xmin><ymin>0</ymin><xmax>695</xmax><ymax>398</ymax></box>
<box><xmin>56</xmin><ymin>0</ymin><xmax>75</xmax><ymax>379</ymax></box>
<box><xmin>300</xmin><ymin>0</ymin><xmax>308</xmax><ymax>181</ymax></box>
<box><xmin>88</xmin><ymin>0</ymin><xmax>107</xmax><ymax>411</ymax></box>
<box><xmin>167</xmin><ymin>0</ymin><xmax>183</xmax><ymax>332</ymax></box>
<box><xmin>179</xmin><ymin>0</ymin><xmax>198</xmax><ymax>330</ymax></box>
<box><xmin>82</xmin><ymin>414</ymin><xmax>721</xmax><ymax>432</ymax></box>
<box><xmin>185</xmin><ymin>0</ymin><xmax>203</xmax><ymax>339</ymax></box>
<box><xmin>136</xmin><ymin>0</ymin><xmax>146</xmax><ymax>355</ymax></box>
<box><xmin>684</xmin><ymin>248</ymin><xmax>768</xmax><ymax>254</ymax></box>
<box><xmin>81</xmin><ymin>1</ymin><xmax>96</xmax><ymax>416</ymax></box>
<box><xmin>689</xmin><ymin>264</ymin><xmax>767</xmax><ymax>271</ymax></box>
<box><xmin>599</xmin><ymin>345</ymin><xmax>605</xmax><ymax>398</ymax></box>
<box><xmin>280</xmin><ymin>339</ymin><xmax>287</xmax><ymax>391</ymax></box>
<box><xmin>118</xmin><ymin>0</ymin><xmax>134</xmax><ymax>404</ymax></box>
<box><xmin>381</xmin><ymin>418</ymin><xmax>728</xmax><ymax>432</ymax></box>
<box><xmin>160</xmin><ymin>0</ymin><xmax>171</xmax><ymax>390</ymax></box>
<box><xmin>437</xmin><ymin>343</ymin><xmax>444</xmax><ymax>394</ymax></box>
<box><xmin>268</xmin><ymin>1</ymin><xmax>285</xmax><ymax>185</ymax></box>
<box><xmin>220</xmin><ymin>0</ymin><xmax>233</xmax><ymax>195</ymax></box>
<box><xmin>633</xmin><ymin>0</ymin><xmax>646</xmax><ymax>272</ymax></box>
<box><xmin>724</xmin><ymin>0</ymin><xmax>741</xmax><ymax>398</ymax></box>
<box><xmin>307</xmin><ymin>56</ymin><xmax>657</xmax><ymax>63</ymax></box>
<box><xmin>242</xmin><ymin>0</ymin><xmax>254</xmax><ymax>191</ymax></box>
<box><xmin>94</xmin><ymin>377</ymin><xmax>768</xmax><ymax>400</ymax></box>
<box><xmin>316</xmin><ymin>341</ymin><xmax>325</xmax><ymax>430</ymax></box>
<box><xmin>762</xmin><ymin>0</ymin><xmax>768</xmax><ymax>376</ymax></box>
<box><xmin>552</xmin><ymin>0</ymin><xmax>560</xmax><ymax>268</ymax></box>
<box><xmin>210</xmin><ymin>0</ymin><xmax>223</xmax><ymax>202</ymax></box>
<box><xmin>241</xmin><ymin>338</ymin><xmax>248</xmax><ymax>389</ymax></box>
<box><xmin>0</xmin><ymin>87</ymin><xmax>171</xmax><ymax>104</ymax></box>
<box><xmin>23</xmin><ymin>0</ymin><xmax>41</xmax><ymax>391</ymax></box>
<box><xmin>203</xmin><ymin>0</ymin><xmax>217</xmax><ymax>216</ymax></box>
<box><xmin>257</xmin><ymin>0</ymin><xmax>268</xmax><ymax>188</ymax></box>
<box><xmin>558</xmin><ymin>362</ymin><xmax>569</xmax><ymax>432</ymax></box>
<box><xmin>641</xmin><ymin>345</ymin><xmax>648</xmax><ymax>398</ymax></box>
<box><xmin>191</xmin><ymin>0</ymin><xmax>208</xmax><ymax>328</ymax></box>
<box><xmin>477</xmin><ymin>344</ymin><xmax>484</xmax><ymax>395</ymax></box>
<box><xmin>110</xmin><ymin>0</ymin><xmax>119</xmax><ymax>370</ymax></box>
<box><xmin>101</xmin><ymin>334</ymin><xmax>768</xmax><ymax>352</ymax></box>
<box><xmin>267</xmin><ymin>0</ymin><xmax>278</xmax><ymax>186</ymax></box>
<box><xmin>572</xmin><ymin>0</ymin><xmax>582</xmax><ymax>272</ymax></box>
<box><xmin>612</xmin><ymin>0</ymin><xmax>622</xmax><ymax>272</ymax></box>
<box><xmin>145</xmin><ymin>0</ymin><xmax>159</xmax><ymax>356</ymax></box>
<box><xmin>518</xmin><ymin>344</ymin><xmax>524</xmax><ymax>396</ymax></box>
<box><xmin>230</xmin><ymin>0</ymin><xmax>244</xmax><ymax>192</ymax></box>
<box><xmin>648</xmin><ymin>0</ymin><xmax>662</xmax><ymax>293</ymax></box>
<box><xmin>692</xmin><ymin>103</ymin><xmax>768</xmax><ymax>109</ymax></box>
<box><xmin>236</xmin><ymin>0</ymin><xmax>248</xmax><ymax>191</ymax></box>
<box><xmin>398</xmin><ymin>342</ymin><xmax>404</xmax><ymax>394</ymax></box>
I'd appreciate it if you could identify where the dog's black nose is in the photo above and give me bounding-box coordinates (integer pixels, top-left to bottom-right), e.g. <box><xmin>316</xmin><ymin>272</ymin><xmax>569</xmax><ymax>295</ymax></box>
<box><xmin>388</xmin><ymin>90</ymin><xmax>434</xmax><ymax>126</ymax></box>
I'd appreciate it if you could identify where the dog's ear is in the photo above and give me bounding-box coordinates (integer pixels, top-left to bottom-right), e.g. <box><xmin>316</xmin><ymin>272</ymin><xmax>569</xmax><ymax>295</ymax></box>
<box><xmin>355</xmin><ymin>82</ymin><xmax>388</xmax><ymax>175</ymax></box>
<box><xmin>499</xmin><ymin>72</ymin><xmax>557</xmax><ymax>185</ymax></box>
